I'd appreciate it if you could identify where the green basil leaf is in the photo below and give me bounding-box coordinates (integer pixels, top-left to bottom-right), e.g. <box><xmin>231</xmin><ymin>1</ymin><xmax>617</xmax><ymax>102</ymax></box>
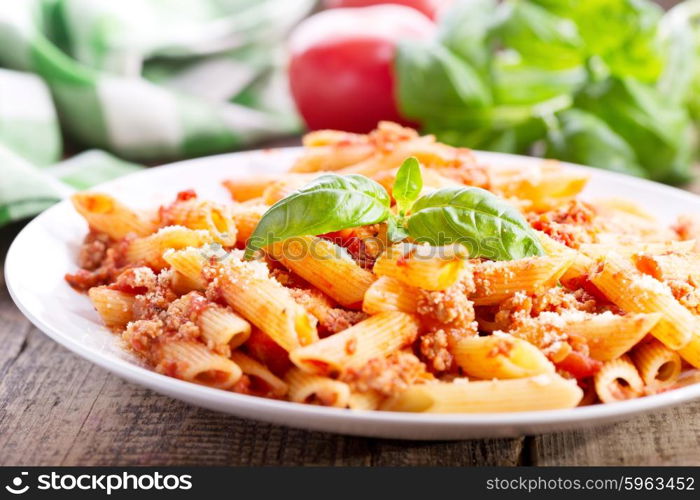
<box><xmin>545</xmin><ymin>109</ymin><xmax>646</xmax><ymax>178</ymax></box>
<box><xmin>244</xmin><ymin>174</ymin><xmax>391</xmax><ymax>259</ymax></box>
<box><xmin>394</xmin><ymin>39</ymin><xmax>492</xmax><ymax>123</ymax></box>
<box><xmin>406</xmin><ymin>187</ymin><xmax>544</xmax><ymax>261</ymax></box>
<box><xmin>530</xmin><ymin>0</ymin><xmax>665</xmax><ymax>82</ymax></box>
<box><xmin>393</xmin><ymin>157</ymin><xmax>423</xmax><ymax>216</ymax></box>
<box><xmin>428</xmin><ymin>117</ymin><xmax>547</xmax><ymax>155</ymax></box>
<box><xmin>386</xmin><ymin>216</ymin><xmax>409</xmax><ymax>243</ymax></box>
<box><xmin>577</xmin><ymin>0</ymin><xmax>665</xmax><ymax>83</ymax></box>
<box><xmin>498</xmin><ymin>1</ymin><xmax>584</xmax><ymax>70</ymax></box>
<box><xmin>438</xmin><ymin>0</ymin><xmax>498</xmax><ymax>72</ymax></box>
<box><xmin>574</xmin><ymin>77</ymin><xmax>693</xmax><ymax>184</ymax></box>
<box><xmin>658</xmin><ymin>3</ymin><xmax>698</xmax><ymax>107</ymax></box>
<box><xmin>492</xmin><ymin>51</ymin><xmax>587</xmax><ymax>105</ymax></box>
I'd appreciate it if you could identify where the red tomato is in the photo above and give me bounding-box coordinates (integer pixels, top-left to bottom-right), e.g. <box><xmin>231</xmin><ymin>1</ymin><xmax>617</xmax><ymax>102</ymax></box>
<box><xmin>324</xmin><ymin>0</ymin><xmax>452</xmax><ymax>20</ymax></box>
<box><xmin>288</xmin><ymin>6</ymin><xmax>435</xmax><ymax>133</ymax></box>
<box><xmin>554</xmin><ymin>350</ymin><xmax>602</xmax><ymax>380</ymax></box>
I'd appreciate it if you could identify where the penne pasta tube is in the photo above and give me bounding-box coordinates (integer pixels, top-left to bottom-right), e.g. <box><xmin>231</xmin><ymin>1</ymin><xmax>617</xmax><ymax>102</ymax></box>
<box><xmin>290</xmin><ymin>311</ymin><xmax>419</xmax><ymax>376</ymax></box>
<box><xmin>589</xmin><ymin>255</ymin><xmax>695</xmax><ymax>350</ymax></box>
<box><xmin>593</xmin><ymin>355</ymin><xmax>644</xmax><ymax>403</ymax></box>
<box><xmin>536</xmin><ymin>231</ymin><xmax>592</xmax><ymax>284</ymax></box>
<box><xmin>453</xmin><ymin>333</ymin><xmax>555</xmax><ymax>379</ymax></box>
<box><xmin>230</xmin><ymin>351</ymin><xmax>288</xmax><ymax>398</ymax></box>
<box><xmin>72</xmin><ymin>192</ymin><xmax>155</xmax><ymax>239</ymax></box>
<box><xmin>218</xmin><ymin>256</ymin><xmax>318</xmax><ymax>352</ymax></box>
<box><xmin>362</xmin><ymin>276</ymin><xmax>419</xmax><ymax>315</ymax></box>
<box><xmin>348</xmin><ymin>390</ymin><xmax>384</xmax><ymax>411</ymax></box>
<box><xmin>490</xmin><ymin>163</ymin><xmax>589</xmax><ymax>212</ymax></box>
<box><xmin>471</xmin><ymin>253</ymin><xmax>575</xmax><ymax>306</ymax></box>
<box><xmin>232</xmin><ymin>204</ymin><xmax>267</xmax><ymax>244</ymax></box>
<box><xmin>678</xmin><ymin>335</ymin><xmax>700</xmax><ymax>369</ymax></box>
<box><xmin>270</xmin><ymin>236</ymin><xmax>376</xmax><ymax>308</ymax></box>
<box><xmin>630</xmin><ymin>339</ymin><xmax>682</xmax><ymax>389</ymax></box>
<box><xmin>633</xmin><ymin>252</ymin><xmax>700</xmax><ymax>283</ymax></box>
<box><xmin>564</xmin><ymin>312</ymin><xmax>661</xmax><ymax>362</ymax></box>
<box><xmin>126</xmin><ymin>226</ymin><xmax>213</xmax><ymax>270</ymax></box>
<box><xmin>162</xmin><ymin>199</ymin><xmax>237</xmax><ymax>246</ymax></box>
<box><xmin>157</xmin><ymin>341</ymin><xmax>242</xmax><ymax>390</ymax></box>
<box><xmin>373</xmin><ymin>243</ymin><xmax>468</xmax><ymax>291</ymax></box>
<box><xmin>222</xmin><ymin>177</ymin><xmax>277</xmax><ymax>202</ymax></box>
<box><xmin>198</xmin><ymin>305</ymin><xmax>252</xmax><ymax>354</ymax></box>
<box><xmin>285</xmin><ymin>367</ymin><xmax>350</xmax><ymax>407</ymax></box>
<box><xmin>261</xmin><ymin>174</ymin><xmax>319</xmax><ymax>205</ymax></box>
<box><xmin>88</xmin><ymin>286</ymin><xmax>135</xmax><ymax>329</ymax></box>
<box><xmin>381</xmin><ymin>374</ymin><xmax>583</xmax><ymax>413</ymax></box>
<box><xmin>169</xmin><ymin>270</ymin><xmax>204</xmax><ymax>295</ymax></box>
<box><xmin>162</xmin><ymin>246</ymin><xmax>208</xmax><ymax>290</ymax></box>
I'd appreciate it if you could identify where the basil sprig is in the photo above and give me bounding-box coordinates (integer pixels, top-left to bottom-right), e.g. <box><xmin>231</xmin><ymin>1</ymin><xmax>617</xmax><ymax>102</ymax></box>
<box><xmin>244</xmin><ymin>157</ymin><xmax>543</xmax><ymax>261</ymax></box>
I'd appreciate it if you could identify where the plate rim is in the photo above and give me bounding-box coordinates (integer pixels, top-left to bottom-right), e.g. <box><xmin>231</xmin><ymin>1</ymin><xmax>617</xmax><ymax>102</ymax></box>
<box><xmin>5</xmin><ymin>147</ymin><xmax>700</xmax><ymax>435</ymax></box>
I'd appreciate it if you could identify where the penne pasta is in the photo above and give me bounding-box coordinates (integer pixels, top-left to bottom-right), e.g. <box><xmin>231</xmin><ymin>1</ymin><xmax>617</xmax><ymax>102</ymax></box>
<box><xmin>564</xmin><ymin>312</ymin><xmax>661</xmax><ymax>362</ymax></box>
<box><xmin>269</xmin><ymin>236</ymin><xmax>376</xmax><ymax>308</ymax></box>
<box><xmin>453</xmin><ymin>333</ymin><xmax>555</xmax><ymax>379</ymax></box>
<box><xmin>232</xmin><ymin>204</ymin><xmax>267</xmax><ymax>244</ymax></box>
<box><xmin>362</xmin><ymin>276</ymin><xmax>419</xmax><ymax>315</ymax></box>
<box><xmin>157</xmin><ymin>341</ymin><xmax>242</xmax><ymax>390</ymax></box>
<box><xmin>471</xmin><ymin>253</ymin><xmax>575</xmax><ymax>306</ymax></box>
<box><xmin>198</xmin><ymin>305</ymin><xmax>252</xmax><ymax>354</ymax></box>
<box><xmin>72</xmin><ymin>192</ymin><xmax>155</xmax><ymax>239</ymax></box>
<box><xmin>162</xmin><ymin>247</ymin><xmax>208</xmax><ymax>290</ymax></box>
<box><xmin>218</xmin><ymin>256</ymin><xmax>318</xmax><ymax>352</ymax></box>
<box><xmin>381</xmin><ymin>374</ymin><xmax>583</xmax><ymax>413</ymax></box>
<box><xmin>88</xmin><ymin>286</ymin><xmax>135</xmax><ymax>329</ymax></box>
<box><xmin>161</xmin><ymin>198</ymin><xmax>237</xmax><ymax>246</ymax></box>
<box><xmin>630</xmin><ymin>339</ymin><xmax>682</xmax><ymax>390</ymax></box>
<box><xmin>126</xmin><ymin>226</ymin><xmax>213</xmax><ymax>270</ymax></box>
<box><xmin>230</xmin><ymin>351</ymin><xmax>288</xmax><ymax>398</ymax></box>
<box><xmin>373</xmin><ymin>243</ymin><xmax>468</xmax><ymax>291</ymax></box>
<box><xmin>590</xmin><ymin>255</ymin><xmax>695</xmax><ymax>351</ymax></box>
<box><xmin>490</xmin><ymin>162</ymin><xmax>589</xmax><ymax>212</ymax></box>
<box><xmin>285</xmin><ymin>367</ymin><xmax>351</xmax><ymax>407</ymax></box>
<box><xmin>290</xmin><ymin>311</ymin><xmax>419</xmax><ymax>375</ymax></box>
<box><xmin>593</xmin><ymin>355</ymin><xmax>643</xmax><ymax>403</ymax></box>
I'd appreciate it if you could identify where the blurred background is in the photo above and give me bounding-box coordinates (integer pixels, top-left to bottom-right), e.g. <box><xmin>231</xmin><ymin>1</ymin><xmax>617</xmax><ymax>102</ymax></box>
<box><xmin>0</xmin><ymin>0</ymin><xmax>698</xmax><ymax>227</ymax></box>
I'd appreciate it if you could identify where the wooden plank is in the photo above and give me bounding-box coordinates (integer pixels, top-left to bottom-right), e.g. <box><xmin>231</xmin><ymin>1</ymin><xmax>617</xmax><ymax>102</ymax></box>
<box><xmin>529</xmin><ymin>403</ymin><xmax>700</xmax><ymax>466</ymax></box>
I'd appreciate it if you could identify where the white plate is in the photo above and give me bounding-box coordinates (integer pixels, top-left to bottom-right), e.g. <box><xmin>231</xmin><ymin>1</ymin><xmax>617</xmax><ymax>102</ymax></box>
<box><xmin>6</xmin><ymin>148</ymin><xmax>700</xmax><ymax>440</ymax></box>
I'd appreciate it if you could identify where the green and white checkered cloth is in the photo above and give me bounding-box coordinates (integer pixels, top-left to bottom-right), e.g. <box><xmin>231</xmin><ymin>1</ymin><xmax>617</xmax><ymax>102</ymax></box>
<box><xmin>0</xmin><ymin>0</ymin><xmax>315</xmax><ymax>227</ymax></box>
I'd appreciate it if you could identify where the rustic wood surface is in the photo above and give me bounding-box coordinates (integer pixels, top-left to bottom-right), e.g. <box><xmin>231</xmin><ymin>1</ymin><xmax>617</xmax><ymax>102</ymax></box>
<box><xmin>1</xmin><ymin>218</ymin><xmax>699</xmax><ymax>467</ymax></box>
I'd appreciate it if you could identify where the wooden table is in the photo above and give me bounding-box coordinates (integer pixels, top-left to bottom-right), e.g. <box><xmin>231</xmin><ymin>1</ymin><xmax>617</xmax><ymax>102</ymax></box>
<box><xmin>1</xmin><ymin>215</ymin><xmax>700</xmax><ymax>467</ymax></box>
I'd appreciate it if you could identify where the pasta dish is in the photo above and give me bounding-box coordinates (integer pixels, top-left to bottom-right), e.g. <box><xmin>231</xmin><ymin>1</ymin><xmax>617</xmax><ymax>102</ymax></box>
<box><xmin>65</xmin><ymin>122</ymin><xmax>700</xmax><ymax>413</ymax></box>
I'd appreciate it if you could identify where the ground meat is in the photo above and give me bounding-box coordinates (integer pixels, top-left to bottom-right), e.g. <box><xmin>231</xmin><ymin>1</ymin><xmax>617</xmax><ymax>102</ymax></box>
<box><xmin>110</xmin><ymin>267</ymin><xmax>157</xmax><ymax>295</ymax></box>
<box><xmin>160</xmin><ymin>292</ymin><xmax>207</xmax><ymax>341</ymax></box>
<box><xmin>494</xmin><ymin>287</ymin><xmax>598</xmax><ymax>331</ymax></box>
<box><xmin>65</xmin><ymin>231</ymin><xmax>133</xmax><ymax>291</ymax></box>
<box><xmin>530</xmin><ymin>287</ymin><xmax>597</xmax><ymax>315</ymax></box>
<box><xmin>527</xmin><ymin>200</ymin><xmax>598</xmax><ymax>249</ymax></box>
<box><xmin>416</xmin><ymin>280</ymin><xmax>477</xmax><ymax>331</ymax></box>
<box><xmin>341</xmin><ymin>351</ymin><xmax>425</xmax><ymax>397</ymax></box>
<box><xmin>668</xmin><ymin>279</ymin><xmax>700</xmax><ymax>314</ymax></box>
<box><xmin>77</xmin><ymin>230</ymin><xmax>111</xmax><ymax>270</ymax></box>
<box><xmin>123</xmin><ymin>319</ymin><xmax>164</xmax><ymax>361</ymax></box>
